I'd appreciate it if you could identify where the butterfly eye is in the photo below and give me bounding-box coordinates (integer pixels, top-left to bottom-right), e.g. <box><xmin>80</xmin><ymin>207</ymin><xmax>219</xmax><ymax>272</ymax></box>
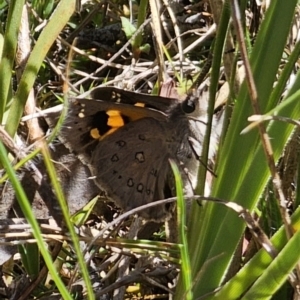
<box><xmin>181</xmin><ymin>95</ymin><xmax>196</xmax><ymax>114</ymax></box>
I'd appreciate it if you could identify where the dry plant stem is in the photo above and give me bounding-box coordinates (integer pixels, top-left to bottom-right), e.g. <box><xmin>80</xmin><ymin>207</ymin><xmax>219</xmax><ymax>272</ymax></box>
<box><xmin>149</xmin><ymin>0</ymin><xmax>166</xmax><ymax>83</ymax></box>
<box><xmin>161</xmin><ymin>15</ymin><xmax>179</xmax><ymax>54</ymax></box>
<box><xmin>0</xmin><ymin>126</ymin><xmax>44</xmax><ymax>187</ymax></box>
<box><xmin>16</xmin><ymin>5</ymin><xmax>44</xmax><ymax>144</ymax></box>
<box><xmin>0</xmin><ymin>231</ymin><xmax>176</xmax><ymax>250</ymax></box>
<box><xmin>172</xmin><ymin>24</ymin><xmax>216</xmax><ymax>60</ymax></box>
<box><xmin>68</xmin><ymin>197</ymin><xmax>180</xmax><ymax>287</ymax></box>
<box><xmin>26</xmin><ymin>3</ymin><xmax>43</xmax><ymax>24</ymax></box>
<box><xmin>198</xmin><ymin>196</ymin><xmax>278</xmax><ymax>257</ymax></box>
<box><xmin>0</xmin><ymin>220</ymin><xmax>62</xmax><ymax>232</ymax></box>
<box><xmin>234</xmin><ymin>23</ymin><xmax>300</xmax><ymax>297</ymax></box>
<box><xmin>0</xmin><ymin>127</ymin><xmax>27</xmax><ymax>161</ymax></box>
<box><xmin>230</xmin><ymin>0</ymin><xmax>296</xmax><ymax>270</ymax></box>
<box><xmin>69</xmin><ymin>197</ymin><xmax>178</xmax><ymax>286</ymax></box>
<box><xmin>113</xmin><ymin>217</ymin><xmax>143</xmax><ymax>300</ymax></box>
<box><xmin>83</xmin><ymin>197</ymin><xmax>178</xmax><ymax>257</ymax></box>
<box><xmin>246</xmin><ymin>115</ymin><xmax>300</xmax><ymax>130</ymax></box>
<box><xmin>20</xmin><ymin>105</ymin><xmax>63</xmax><ymax>122</ymax></box>
<box><xmin>162</xmin><ymin>0</ymin><xmax>184</xmax><ymax>76</ymax></box>
<box><xmin>0</xmin><ymin>196</ymin><xmax>277</xmax><ymax>254</ymax></box>
<box><xmin>60</xmin><ymin>37</ymin><xmax>197</xmax><ymax>91</ymax></box>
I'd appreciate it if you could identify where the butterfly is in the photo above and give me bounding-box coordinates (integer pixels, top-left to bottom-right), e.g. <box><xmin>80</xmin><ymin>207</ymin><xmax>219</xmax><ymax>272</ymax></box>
<box><xmin>60</xmin><ymin>87</ymin><xmax>210</xmax><ymax>221</ymax></box>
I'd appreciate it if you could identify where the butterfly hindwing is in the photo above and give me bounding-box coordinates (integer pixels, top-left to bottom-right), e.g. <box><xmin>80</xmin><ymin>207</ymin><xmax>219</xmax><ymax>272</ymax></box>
<box><xmin>88</xmin><ymin>117</ymin><xmax>172</xmax><ymax>220</ymax></box>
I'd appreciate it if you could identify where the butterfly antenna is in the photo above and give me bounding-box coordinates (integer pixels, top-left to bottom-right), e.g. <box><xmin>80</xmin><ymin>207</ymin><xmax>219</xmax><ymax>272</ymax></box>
<box><xmin>188</xmin><ymin>138</ymin><xmax>217</xmax><ymax>178</ymax></box>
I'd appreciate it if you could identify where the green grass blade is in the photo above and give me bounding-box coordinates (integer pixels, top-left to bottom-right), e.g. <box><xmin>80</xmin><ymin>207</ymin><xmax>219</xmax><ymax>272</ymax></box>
<box><xmin>0</xmin><ymin>140</ymin><xmax>73</xmax><ymax>299</ymax></box>
<box><xmin>243</xmin><ymin>231</ymin><xmax>300</xmax><ymax>299</ymax></box>
<box><xmin>0</xmin><ymin>0</ymin><xmax>25</xmax><ymax>120</ymax></box>
<box><xmin>213</xmin><ymin>206</ymin><xmax>300</xmax><ymax>299</ymax></box>
<box><xmin>185</xmin><ymin>0</ymin><xmax>231</xmax><ymax>265</ymax></box>
<box><xmin>42</xmin><ymin>137</ymin><xmax>95</xmax><ymax>300</ymax></box>
<box><xmin>269</xmin><ymin>39</ymin><xmax>300</xmax><ymax>105</ymax></box>
<box><xmin>19</xmin><ymin>244</ymin><xmax>40</xmax><ymax>279</ymax></box>
<box><xmin>186</xmin><ymin>1</ymin><xmax>298</xmax><ymax>297</ymax></box>
<box><xmin>170</xmin><ymin>160</ymin><xmax>192</xmax><ymax>300</ymax></box>
<box><xmin>5</xmin><ymin>0</ymin><xmax>75</xmax><ymax>137</ymax></box>
<box><xmin>211</xmin><ymin>69</ymin><xmax>300</xmax><ymax>299</ymax></box>
<box><xmin>132</xmin><ymin>0</ymin><xmax>148</xmax><ymax>50</ymax></box>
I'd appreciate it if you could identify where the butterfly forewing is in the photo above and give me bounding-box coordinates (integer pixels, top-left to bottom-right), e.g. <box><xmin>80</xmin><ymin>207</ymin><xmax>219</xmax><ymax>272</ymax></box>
<box><xmin>62</xmin><ymin>97</ymin><xmax>167</xmax><ymax>164</ymax></box>
<box><xmin>89</xmin><ymin>117</ymin><xmax>172</xmax><ymax>220</ymax></box>
<box><xmin>90</xmin><ymin>87</ymin><xmax>179</xmax><ymax>112</ymax></box>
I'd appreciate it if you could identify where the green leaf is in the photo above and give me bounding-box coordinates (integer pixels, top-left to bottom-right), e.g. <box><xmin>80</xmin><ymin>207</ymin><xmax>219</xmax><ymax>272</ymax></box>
<box><xmin>120</xmin><ymin>16</ymin><xmax>136</xmax><ymax>40</ymax></box>
<box><xmin>0</xmin><ymin>0</ymin><xmax>25</xmax><ymax>120</ymax></box>
<box><xmin>5</xmin><ymin>0</ymin><xmax>75</xmax><ymax>137</ymax></box>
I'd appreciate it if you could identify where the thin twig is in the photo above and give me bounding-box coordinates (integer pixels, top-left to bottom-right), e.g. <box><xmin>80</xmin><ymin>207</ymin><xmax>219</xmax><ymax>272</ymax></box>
<box><xmin>16</xmin><ymin>5</ymin><xmax>44</xmax><ymax>144</ymax></box>
<box><xmin>162</xmin><ymin>0</ymin><xmax>184</xmax><ymax>78</ymax></box>
<box><xmin>243</xmin><ymin>114</ymin><xmax>300</xmax><ymax>134</ymax></box>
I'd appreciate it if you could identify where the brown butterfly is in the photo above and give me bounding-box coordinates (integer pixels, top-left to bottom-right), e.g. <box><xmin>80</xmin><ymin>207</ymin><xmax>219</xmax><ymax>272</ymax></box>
<box><xmin>60</xmin><ymin>87</ymin><xmax>211</xmax><ymax>221</ymax></box>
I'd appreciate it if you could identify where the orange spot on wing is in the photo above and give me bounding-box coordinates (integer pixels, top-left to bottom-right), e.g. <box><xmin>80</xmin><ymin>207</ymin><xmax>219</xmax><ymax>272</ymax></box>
<box><xmin>106</xmin><ymin>110</ymin><xmax>124</xmax><ymax>127</ymax></box>
<box><xmin>107</xmin><ymin>114</ymin><xmax>124</xmax><ymax>128</ymax></box>
<box><xmin>90</xmin><ymin>128</ymin><xmax>100</xmax><ymax>139</ymax></box>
